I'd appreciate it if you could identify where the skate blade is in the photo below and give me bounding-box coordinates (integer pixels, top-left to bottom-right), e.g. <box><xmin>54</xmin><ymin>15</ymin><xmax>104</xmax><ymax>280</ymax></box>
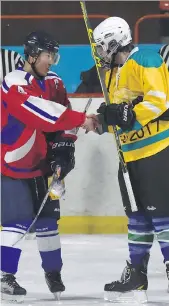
<box><xmin>1</xmin><ymin>292</ymin><xmax>25</xmax><ymax>303</ymax></box>
<box><xmin>104</xmin><ymin>290</ymin><xmax>148</xmax><ymax>304</ymax></box>
<box><xmin>53</xmin><ymin>291</ymin><xmax>61</xmax><ymax>300</ymax></box>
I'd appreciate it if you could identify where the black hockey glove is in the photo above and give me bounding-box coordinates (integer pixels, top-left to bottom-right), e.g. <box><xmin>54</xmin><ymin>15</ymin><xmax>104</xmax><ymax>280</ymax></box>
<box><xmin>47</xmin><ymin>133</ymin><xmax>75</xmax><ymax>180</ymax></box>
<box><xmin>97</xmin><ymin>102</ymin><xmax>136</xmax><ymax>131</ymax></box>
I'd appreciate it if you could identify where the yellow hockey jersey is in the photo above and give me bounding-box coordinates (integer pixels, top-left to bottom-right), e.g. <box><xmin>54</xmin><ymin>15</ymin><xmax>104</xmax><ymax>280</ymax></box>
<box><xmin>105</xmin><ymin>47</ymin><xmax>169</xmax><ymax>162</ymax></box>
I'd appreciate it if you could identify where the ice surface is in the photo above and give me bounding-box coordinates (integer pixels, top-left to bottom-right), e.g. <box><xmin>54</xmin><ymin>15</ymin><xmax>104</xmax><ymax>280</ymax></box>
<box><xmin>1</xmin><ymin>235</ymin><xmax>169</xmax><ymax>306</ymax></box>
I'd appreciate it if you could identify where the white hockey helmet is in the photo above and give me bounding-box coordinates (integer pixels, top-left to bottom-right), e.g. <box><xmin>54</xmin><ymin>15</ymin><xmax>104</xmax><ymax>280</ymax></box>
<box><xmin>93</xmin><ymin>17</ymin><xmax>132</xmax><ymax>65</ymax></box>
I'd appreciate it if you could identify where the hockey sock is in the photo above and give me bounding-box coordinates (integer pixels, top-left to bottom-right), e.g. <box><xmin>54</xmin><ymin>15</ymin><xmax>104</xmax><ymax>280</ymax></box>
<box><xmin>128</xmin><ymin>213</ymin><xmax>154</xmax><ymax>266</ymax></box>
<box><xmin>153</xmin><ymin>217</ymin><xmax>169</xmax><ymax>264</ymax></box>
<box><xmin>36</xmin><ymin>218</ymin><xmax>62</xmax><ymax>273</ymax></box>
<box><xmin>0</xmin><ymin>222</ymin><xmax>30</xmax><ymax>274</ymax></box>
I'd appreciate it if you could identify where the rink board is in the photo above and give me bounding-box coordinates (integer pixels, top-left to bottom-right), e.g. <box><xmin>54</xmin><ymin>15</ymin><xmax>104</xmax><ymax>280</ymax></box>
<box><xmin>59</xmin><ymin>98</ymin><xmax>128</xmax><ymax>234</ymax></box>
<box><xmin>58</xmin><ymin>216</ymin><xmax>128</xmax><ymax>234</ymax></box>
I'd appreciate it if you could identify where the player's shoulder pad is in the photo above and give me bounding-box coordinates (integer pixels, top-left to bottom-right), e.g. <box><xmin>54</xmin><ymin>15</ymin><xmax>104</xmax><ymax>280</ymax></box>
<box><xmin>45</xmin><ymin>71</ymin><xmax>65</xmax><ymax>88</ymax></box>
<box><xmin>3</xmin><ymin>70</ymin><xmax>30</xmax><ymax>89</ymax></box>
<box><xmin>46</xmin><ymin>71</ymin><xmax>62</xmax><ymax>81</ymax></box>
<box><xmin>129</xmin><ymin>48</ymin><xmax>163</xmax><ymax>68</ymax></box>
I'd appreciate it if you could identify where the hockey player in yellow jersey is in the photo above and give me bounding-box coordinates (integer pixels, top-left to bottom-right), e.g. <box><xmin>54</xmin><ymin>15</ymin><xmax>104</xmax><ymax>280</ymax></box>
<box><xmin>87</xmin><ymin>17</ymin><xmax>169</xmax><ymax>302</ymax></box>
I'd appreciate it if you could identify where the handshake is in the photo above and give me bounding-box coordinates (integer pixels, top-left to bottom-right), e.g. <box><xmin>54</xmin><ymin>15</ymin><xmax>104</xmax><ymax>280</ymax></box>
<box><xmin>82</xmin><ymin>114</ymin><xmax>101</xmax><ymax>133</ymax></box>
<box><xmin>81</xmin><ymin>102</ymin><xmax>108</xmax><ymax>134</ymax></box>
<box><xmin>82</xmin><ymin>101</ymin><xmax>136</xmax><ymax>133</ymax></box>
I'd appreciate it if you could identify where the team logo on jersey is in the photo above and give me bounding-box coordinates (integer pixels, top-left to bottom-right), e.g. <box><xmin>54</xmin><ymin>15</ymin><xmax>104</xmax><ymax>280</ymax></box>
<box><xmin>18</xmin><ymin>86</ymin><xmax>27</xmax><ymax>94</ymax></box>
<box><xmin>54</xmin><ymin>78</ymin><xmax>59</xmax><ymax>88</ymax></box>
<box><xmin>54</xmin><ymin>208</ymin><xmax>60</xmax><ymax>212</ymax></box>
<box><xmin>147</xmin><ymin>206</ymin><xmax>156</xmax><ymax>211</ymax></box>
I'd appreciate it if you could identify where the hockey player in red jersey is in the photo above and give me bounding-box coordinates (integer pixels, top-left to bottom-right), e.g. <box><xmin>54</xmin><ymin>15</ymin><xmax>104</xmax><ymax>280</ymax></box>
<box><xmin>0</xmin><ymin>30</ymin><xmax>95</xmax><ymax>303</ymax></box>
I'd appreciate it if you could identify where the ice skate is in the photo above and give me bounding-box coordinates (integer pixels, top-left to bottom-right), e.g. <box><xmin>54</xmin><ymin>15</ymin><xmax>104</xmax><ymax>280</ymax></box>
<box><xmin>45</xmin><ymin>270</ymin><xmax>65</xmax><ymax>300</ymax></box>
<box><xmin>104</xmin><ymin>257</ymin><xmax>148</xmax><ymax>303</ymax></box>
<box><xmin>1</xmin><ymin>273</ymin><xmax>27</xmax><ymax>303</ymax></box>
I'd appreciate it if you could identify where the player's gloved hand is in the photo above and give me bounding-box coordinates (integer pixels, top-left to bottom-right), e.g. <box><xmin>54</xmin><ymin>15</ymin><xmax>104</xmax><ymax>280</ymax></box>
<box><xmin>97</xmin><ymin>102</ymin><xmax>136</xmax><ymax>131</ymax></box>
<box><xmin>47</xmin><ymin>134</ymin><xmax>75</xmax><ymax>180</ymax></box>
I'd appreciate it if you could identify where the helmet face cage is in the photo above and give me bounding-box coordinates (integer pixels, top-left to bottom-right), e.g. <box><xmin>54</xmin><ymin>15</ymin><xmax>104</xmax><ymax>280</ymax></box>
<box><xmin>96</xmin><ymin>39</ymin><xmax>119</xmax><ymax>56</ymax></box>
<box><xmin>96</xmin><ymin>32</ymin><xmax>129</xmax><ymax>57</ymax></box>
<box><xmin>95</xmin><ymin>39</ymin><xmax>120</xmax><ymax>69</ymax></box>
<box><xmin>95</xmin><ymin>33</ymin><xmax>129</xmax><ymax>69</ymax></box>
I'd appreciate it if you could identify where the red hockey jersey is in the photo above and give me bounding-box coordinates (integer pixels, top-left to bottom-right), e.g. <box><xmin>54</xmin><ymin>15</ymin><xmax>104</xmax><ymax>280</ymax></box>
<box><xmin>1</xmin><ymin>69</ymin><xmax>85</xmax><ymax>178</ymax></box>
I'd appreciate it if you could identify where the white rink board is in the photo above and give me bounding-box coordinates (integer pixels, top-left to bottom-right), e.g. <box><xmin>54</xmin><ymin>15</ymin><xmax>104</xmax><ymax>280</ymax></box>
<box><xmin>60</xmin><ymin>98</ymin><xmax>124</xmax><ymax>216</ymax></box>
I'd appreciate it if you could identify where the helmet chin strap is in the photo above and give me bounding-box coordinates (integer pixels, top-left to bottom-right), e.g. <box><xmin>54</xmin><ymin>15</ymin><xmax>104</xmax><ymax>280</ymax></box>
<box><xmin>101</xmin><ymin>52</ymin><xmax>118</xmax><ymax>70</ymax></box>
<box><xmin>110</xmin><ymin>52</ymin><xmax>118</xmax><ymax>69</ymax></box>
<box><xmin>101</xmin><ymin>45</ymin><xmax>121</xmax><ymax>70</ymax></box>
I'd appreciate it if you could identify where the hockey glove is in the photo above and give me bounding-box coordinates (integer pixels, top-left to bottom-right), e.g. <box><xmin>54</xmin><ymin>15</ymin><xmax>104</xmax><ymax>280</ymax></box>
<box><xmin>47</xmin><ymin>133</ymin><xmax>75</xmax><ymax>180</ymax></box>
<box><xmin>97</xmin><ymin>102</ymin><xmax>136</xmax><ymax>131</ymax></box>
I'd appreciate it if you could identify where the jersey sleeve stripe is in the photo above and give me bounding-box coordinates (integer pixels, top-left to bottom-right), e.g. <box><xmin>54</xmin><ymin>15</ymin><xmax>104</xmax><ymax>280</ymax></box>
<box><xmin>142</xmin><ymin>101</ymin><xmax>162</xmax><ymax>115</ymax></box>
<box><xmin>2</xmin><ymin>84</ymin><xmax>8</xmax><ymax>94</ymax></box>
<box><xmin>2</xmin><ymin>80</ymin><xmax>10</xmax><ymax>92</ymax></box>
<box><xmin>147</xmin><ymin>90</ymin><xmax>166</xmax><ymax>99</ymax></box>
<box><xmin>23</xmin><ymin>101</ymin><xmax>58</xmax><ymax>124</ymax></box>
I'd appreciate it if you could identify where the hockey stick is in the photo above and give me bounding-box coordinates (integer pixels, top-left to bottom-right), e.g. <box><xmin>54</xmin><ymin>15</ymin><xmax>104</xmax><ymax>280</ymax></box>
<box><xmin>12</xmin><ymin>97</ymin><xmax>93</xmax><ymax>246</ymax></box>
<box><xmin>80</xmin><ymin>1</ymin><xmax>137</xmax><ymax>212</ymax></box>
<box><xmin>76</xmin><ymin>97</ymin><xmax>92</xmax><ymax>133</ymax></box>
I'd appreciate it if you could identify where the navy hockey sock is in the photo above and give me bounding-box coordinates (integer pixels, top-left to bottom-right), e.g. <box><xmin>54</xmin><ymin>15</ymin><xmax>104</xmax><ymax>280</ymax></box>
<box><xmin>153</xmin><ymin>217</ymin><xmax>169</xmax><ymax>263</ymax></box>
<box><xmin>128</xmin><ymin>213</ymin><xmax>154</xmax><ymax>266</ymax></box>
